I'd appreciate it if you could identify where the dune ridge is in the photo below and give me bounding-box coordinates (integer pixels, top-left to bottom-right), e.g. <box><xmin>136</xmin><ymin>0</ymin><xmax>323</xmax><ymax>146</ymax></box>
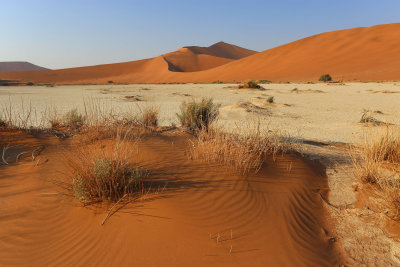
<box><xmin>1</xmin><ymin>23</ymin><xmax>400</xmax><ymax>84</ymax></box>
<box><xmin>0</xmin><ymin>131</ymin><xmax>341</xmax><ymax>266</ymax></box>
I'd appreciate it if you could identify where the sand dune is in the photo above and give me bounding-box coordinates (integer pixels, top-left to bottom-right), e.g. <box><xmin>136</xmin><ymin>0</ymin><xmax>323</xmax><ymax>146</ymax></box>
<box><xmin>1</xmin><ymin>23</ymin><xmax>399</xmax><ymax>84</ymax></box>
<box><xmin>0</xmin><ymin>61</ymin><xmax>49</xmax><ymax>72</ymax></box>
<box><xmin>0</xmin><ymin>130</ymin><xmax>341</xmax><ymax>266</ymax></box>
<box><xmin>0</xmin><ymin>42</ymin><xmax>255</xmax><ymax>84</ymax></box>
<box><xmin>163</xmin><ymin>42</ymin><xmax>256</xmax><ymax>72</ymax></box>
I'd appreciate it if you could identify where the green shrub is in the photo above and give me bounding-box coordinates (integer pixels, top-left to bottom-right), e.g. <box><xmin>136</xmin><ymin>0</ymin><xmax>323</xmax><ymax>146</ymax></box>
<box><xmin>266</xmin><ymin>96</ymin><xmax>274</xmax><ymax>103</ymax></box>
<box><xmin>26</xmin><ymin>82</ymin><xmax>34</xmax><ymax>86</ymax></box>
<box><xmin>319</xmin><ymin>74</ymin><xmax>332</xmax><ymax>82</ymax></box>
<box><xmin>176</xmin><ymin>98</ymin><xmax>219</xmax><ymax>131</ymax></box>
<box><xmin>62</xmin><ymin>108</ymin><xmax>84</xmax><ymax>127</ymax></box>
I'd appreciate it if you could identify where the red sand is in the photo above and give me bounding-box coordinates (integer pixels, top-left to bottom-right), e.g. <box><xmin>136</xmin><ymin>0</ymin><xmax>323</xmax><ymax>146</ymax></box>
<box><xmin>0</xmin><ymin>131</ymin><xmax>342</xmax><ymax>266</ymax></box>
<box><xmin>1</xmin><ymin>23</ymin><xmax>399</xmax><ymax>84</ymax></box>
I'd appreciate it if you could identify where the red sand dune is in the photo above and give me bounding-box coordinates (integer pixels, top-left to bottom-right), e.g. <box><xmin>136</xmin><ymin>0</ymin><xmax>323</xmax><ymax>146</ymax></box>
<box><xmin>1</xmin><ymin>23</ymin><xmax>400</xmax><ymax>84</ymax></box>
<box><xmin>0</xmin><ymin>130</ymin><xmax>342</xmax><ymax>266</ymax></box>
<box><xmin>163</xmin><ymin>42</ymin><xmax>257</xmax><ymax>72</ymax></box>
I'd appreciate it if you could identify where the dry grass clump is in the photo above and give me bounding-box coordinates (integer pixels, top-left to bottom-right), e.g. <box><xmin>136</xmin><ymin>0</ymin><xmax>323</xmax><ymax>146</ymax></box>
<box><xmin>176</xmin><ymin>98</ymin><xmax>219</xmax><ymax>131</ymax></box>
<box><xmin>238</xmin><ymin>80</ymin><xmax>261</xmax><ymax>89</ymax></box>
<box><xmin>140</xmin><ymin>106</ymin><xmax>159</xmax><ymax>127</ymax></box>
<box><xmin>190</xmin><ymin>122</ymin><xmax>293</xmax><ymax>174</ymax></box>
<box><xmin>359</xmin><ymin>109</ymin><xmax>381</xmax><ymax>125</ymax></box>
<box><xmin>65</xmin><ymin>129</ymin><xmax>146</xmax><ymax>203</ymax></box>
<box><xmin>351</xmin><ymin>127</ymin><xmax>400</xmax><ymax>219</ymax></box>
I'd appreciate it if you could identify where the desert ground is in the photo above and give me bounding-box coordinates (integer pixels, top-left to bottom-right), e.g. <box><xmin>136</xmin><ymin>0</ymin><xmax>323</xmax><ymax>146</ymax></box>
<box><xmin>1</xmin><ymin>82</ymin><xmax>400</xmax><ymax>266</ymax></box>
<box><xmin>1</xmin><ymin>82</ymin><xmax>400</xmax><ymax>143</ymax></box>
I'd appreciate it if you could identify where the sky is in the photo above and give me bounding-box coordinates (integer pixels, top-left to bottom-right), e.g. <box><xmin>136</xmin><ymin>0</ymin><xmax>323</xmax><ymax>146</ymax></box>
<box><xmin>1</xmin><ymin>0</ymin><xmax>399</xmax><ymax>69</ymax></box>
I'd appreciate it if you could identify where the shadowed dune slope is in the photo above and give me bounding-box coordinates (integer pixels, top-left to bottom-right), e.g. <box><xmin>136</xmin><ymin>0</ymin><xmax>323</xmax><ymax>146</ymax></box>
<box><xmin>2</xmin><ymin>23</ymin><xmax>399</xmax><ymax>83</ymax></box>
<box><xmin>163</xmin><ymin>42</ymin><xmax>257</xmax><ymax>72</ymax></box>
<box><xmin>0</xmin><ymin>131</ymin><xmax>342</xmax><ymax>266</ymax></box>
<box><xmin>0</xmin><ymin>61</ymin><xmax>49</xmax><ymax>72</ymax></box>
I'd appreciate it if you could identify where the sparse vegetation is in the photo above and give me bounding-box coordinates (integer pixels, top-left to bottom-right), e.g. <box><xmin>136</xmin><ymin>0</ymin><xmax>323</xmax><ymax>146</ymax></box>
<box><xmin>266</xmin><ymin>96</ymin><xmax>274</xmax><ymax>103</ymax></box>
<box><xmin>62</xmin><ymin>108</ymin><xmax>85</xmax><ymax>127</ymax></box>
<box><xmin>176</xmin><ymin>98</ymin><xmax>219</xmax><ymax>131</ymax></box>
<box><xmin>238</xmin><ymin>80</ymin><xmax>261</xmax><ymax>89</ymax></box>
<box><xmin>351</xmin><ymin>127</ymin><xmax>400</xmax><ymax>219</ymax></box>
<box><xmin>140</xmin><ymin>106</ymin><xmax>159</xmax><ymax>127</ymax></box>
<box><xmin>319</xmin><ymin>74</ymin><xmax>332</xmax><ymax>82</ymax></box>
<box><xmin>360</xmin><ymin>109</ymin><xmax>380</xmax><ymax>125</ymax></box>
<box><xmin>190</xmin><ymin>122</ymin><xmax>294</xmax><ymax>174</ymax></box>
<box><xmin>66</xmin><ymin>130</ymin><xmax>147</xmax><ymax>203</ymax></box>
<box><xmin>291</xmin><ymin>88</ymin><xmax>298</xmax><ymax>93</ymax></box>
<box><xmin>257</xmin><ymin>80</ymin><xmax>272</xmax><ymax>84</ymax></box>
<box><xmin>26</xmin><ymin>82</ymin><xmax>34</xmax><ymax>86</ymax></box>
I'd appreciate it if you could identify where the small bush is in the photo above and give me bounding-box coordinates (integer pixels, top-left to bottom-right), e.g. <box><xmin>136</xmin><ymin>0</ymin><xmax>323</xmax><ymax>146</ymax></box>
<box><xmin>72</xmin><ymin>158</ymin><xmax>144</xmax><ymax>202</ymax></box>
<box><xmin>26</xmin><ymin>82</ymin><xmax>34</xmax><ymax>86</ymax></box>
<box><xmin>66</xmin><ymin>130</ymin><xmax>146</xmax><ymax>203</ymax></box>
<box><xmin>239</xmin><ymin>80</ymin><xmax>261</xmax><ymax>89</ymax></box>
<box><xmin>176</xmin><ymin>98</ymin><xmax>219</xmax><ymax>131</ymax></box>
<box><xmin>266</xmin><ymin>96</ymin><xmax>274</xmax><ymax>103</ymax></box>
<box><xmin>319</xmin><ymin>74</ymin><xmax>332</xmax><ymax>82</ymax></box>
<box><xmin>291</xmin><ymin>88</ymin><xmax>298</xmax><ymax>93</ymax></box>
<box><xmin>140</xmin><ymin>106</ymin><xmax>159</xmax><ymax>127</ymax></box>
<box><xmin>63</xmin><ymin>109</ymin><xmax>84</xmax><ymax>127</ymax></box>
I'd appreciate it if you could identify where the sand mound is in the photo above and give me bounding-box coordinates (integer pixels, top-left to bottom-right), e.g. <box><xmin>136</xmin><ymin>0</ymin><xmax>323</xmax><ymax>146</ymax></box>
<box><xmin>0</xmin><ymin>130</ymin><xmax>341</xmax><ymax>265</ymax></box>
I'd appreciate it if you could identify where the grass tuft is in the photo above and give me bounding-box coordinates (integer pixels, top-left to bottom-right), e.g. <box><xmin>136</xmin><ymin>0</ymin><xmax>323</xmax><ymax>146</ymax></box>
<box><xmin>176</xmin><ymin>98</ymin><xmax>219</xmax><ymax>131</ymax></box>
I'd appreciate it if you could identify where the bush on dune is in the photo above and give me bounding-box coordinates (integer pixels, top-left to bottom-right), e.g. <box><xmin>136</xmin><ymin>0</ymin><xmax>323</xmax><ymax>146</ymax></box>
<box><xmin>319</xmin><ymin>74</ymin><xmax>332</xmax><ymax>82</ymax></box>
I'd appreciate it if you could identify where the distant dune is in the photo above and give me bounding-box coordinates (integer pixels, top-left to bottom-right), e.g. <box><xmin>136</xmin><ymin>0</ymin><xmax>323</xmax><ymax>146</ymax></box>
<box><xmin>163</xmin><ymin>41</ymin><xmax>257</xmax><ymax>72</ymax></box>
<box><xmin>0</xmin><ymin>62</ymin><xmax>49</xmax><ymax>72</ymax></box>
<box><xmin>2</xmin><ymin>23</ymin><xmax>400</xmax><ymax>84</ymax></box>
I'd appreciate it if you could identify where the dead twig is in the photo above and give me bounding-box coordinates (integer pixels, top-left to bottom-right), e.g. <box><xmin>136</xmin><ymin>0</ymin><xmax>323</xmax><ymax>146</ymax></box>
<box><xmin>32</xmin><ymin>147</ymin><xmax>41</xmax><ymax>161</ymax></box>
<box><xmin>16</xmin><ymin>151</ymin><xmax>28</xmax><ymax>162</ymax></box>
<box><xmin>101</xmin><ymin>194</ymin><xmax>127</xmax><ymax>226</ymax></box>
<box><xmin>2</xmin><ymin>144</ymin><xmax>10</xmax><ymax>165</ymax></box>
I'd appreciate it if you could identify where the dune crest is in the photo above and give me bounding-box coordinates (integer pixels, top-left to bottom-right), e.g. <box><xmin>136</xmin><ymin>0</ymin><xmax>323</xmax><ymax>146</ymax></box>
<box><xmin>2</xmin><ymin>23</ymin><xmax>400</xmax><ymax>83</ymax></box>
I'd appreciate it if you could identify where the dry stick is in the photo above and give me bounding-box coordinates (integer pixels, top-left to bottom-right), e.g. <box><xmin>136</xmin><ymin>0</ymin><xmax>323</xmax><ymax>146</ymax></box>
<box><xmin>2</xmin><ymin>144</ymin><xmax>10</xmax><ymax>165</ymax></box>
<box><xmin>32</xmin><ymin>147</ymin><xmax>41</xmax><ymax>161</ymax></box>
<box><xmin>16</xmin><ymin>151</ymin><xmax>28</xmax><ymax>162</ymax></box>
<box><xmin>319</xmin><ymin>193</ymin><xmax>340</xmax><ymax>210</ymax></box>
<box><xmin>230</xmin><ymin>245</ymin><xmax>233</xmax><ymax>254</ymax></box>
<box><xmin>35</xmin><ymin>158</ymin><xmax>41</xmax><ymax>167</ymax></box>
<box><xmin>101</xmin><ymin>194</ymin><xmax>127</xmax><ymax>226</ymax></box>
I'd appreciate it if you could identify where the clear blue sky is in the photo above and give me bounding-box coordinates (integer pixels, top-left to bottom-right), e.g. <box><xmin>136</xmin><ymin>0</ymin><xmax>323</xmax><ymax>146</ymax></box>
<box><xmin>1</xmin><ymin>0</ymin><xmax>399</xmax><ymax>69</ymax></box>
